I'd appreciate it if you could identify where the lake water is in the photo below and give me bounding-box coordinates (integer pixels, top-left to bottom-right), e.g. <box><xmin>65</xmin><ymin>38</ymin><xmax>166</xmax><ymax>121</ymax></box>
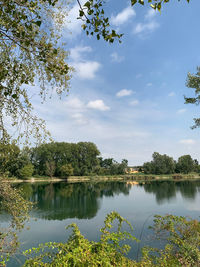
<box><xmin>1</xmin><ymin>180</ymin><xmax>200</xmax><ymax>266</ymax></box>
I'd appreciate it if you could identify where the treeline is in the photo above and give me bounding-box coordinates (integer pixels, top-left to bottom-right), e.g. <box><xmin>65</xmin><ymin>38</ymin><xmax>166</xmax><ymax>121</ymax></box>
<box><xmin>143</xmin><ymin>152</ymin><xmax>200</xmax><ymax>174</ymax></box>
<box><xmin>0</xmin><ymin>142</ymin><xmax>128</xmax><ymax>179</ymax></box>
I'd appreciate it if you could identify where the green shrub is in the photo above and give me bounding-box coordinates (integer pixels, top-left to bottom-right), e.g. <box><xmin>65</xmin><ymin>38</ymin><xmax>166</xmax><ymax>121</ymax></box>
<box><xmin>59</xmin><ymin>164</ymin><xmax>74</xmax><ymax>177</ymax></box>
<box><xmin>19</xmin><ymin>164</ymin><xmax>34</xmax><ymax>179</ymax></box>
<box><xmin>23</xmin><ymin>213</ymin><xmax>200</xmax><ymax>267</ymax></box>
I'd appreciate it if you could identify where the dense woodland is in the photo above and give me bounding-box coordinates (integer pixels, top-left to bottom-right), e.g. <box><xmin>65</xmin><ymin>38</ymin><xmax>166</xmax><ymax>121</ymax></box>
<box><xmin>0</xmin><ymin>142</ymin><xmax>128</xmax><ymax>178</ymax></box>
<box><xmin>0</xmin><ymin>142</ymin><xmax>199</xmax><ymax>179</ymax></box>
<box><xmin>143</xmin><ymin>152</ymin><xmax>200</xmax><ymax>175</ymax></box>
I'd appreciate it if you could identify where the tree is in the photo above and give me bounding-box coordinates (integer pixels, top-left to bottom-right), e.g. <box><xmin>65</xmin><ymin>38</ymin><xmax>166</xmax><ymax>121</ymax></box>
<box><xmin>176</xmin><ymin>155</ymin><xmax>195</xmax><ymax>174</ymax></box>
<box><xmin>60</xmin><ymin>163</ymin><xmax>74</xmax><ymax>177</ymax></box>
<box><xmin>19</xmin><ymin>163</ymin><xmax>34</xmax><ymax>179</ymax></box>
<box><xmin>45</xmin><ymin>161</ymin><xmax>56</xmax><ymax>178</ymax></box>
<box><xmin>185</xmin><ymin>67</ymin><xmax>200</xmax><ymax>128</ymax></box>
<box><xmin>143</xmin><ymin>152</ymin><xmax>175</xmax><ymax>175</ymax></box>
<box><xmin>0</xmin><ymin>0</ymin><xmax>72</xmax><ymax>143</ymax></box>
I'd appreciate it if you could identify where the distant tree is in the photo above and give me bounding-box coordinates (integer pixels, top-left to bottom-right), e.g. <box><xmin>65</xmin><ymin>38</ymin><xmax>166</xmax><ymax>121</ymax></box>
<box><xmin>46</xmin><ymin>161</ymin><xmax>56</xmax><ymax>178</ymax></box>
<box><xmin>143</xmin><ymin>152</ymin><xmax>175</xmax><ymax>175</ymax></box>
<box><xmin>60</xmin><ymin>164</ymin><xmax>74</xmax><ymax>178</ymax></box>
<box><xmin>19</xmin><ymin>164</ymin><xmax>34</xmax><ymax>179</ymax></box>
<box><xmin>176</xmin><ymin>155</ymin><xmax>195</xmax><ymax>174</ymax></box>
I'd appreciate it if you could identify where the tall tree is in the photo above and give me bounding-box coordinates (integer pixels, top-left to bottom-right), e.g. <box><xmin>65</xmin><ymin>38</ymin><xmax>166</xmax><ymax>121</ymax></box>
<box><xmin>0</xmin><ymin>0</ymin><xmax>72</xmax><ymax>143</ymax></box>
<box><xmin>185</xmin><ymin>67</ymin><xmax>200</xmax><ymax>128</ymax></box>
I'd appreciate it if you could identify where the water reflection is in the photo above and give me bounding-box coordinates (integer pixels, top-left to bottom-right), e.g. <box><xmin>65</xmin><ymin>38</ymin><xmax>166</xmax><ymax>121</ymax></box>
<box><xmin>143</xmin><ymin>180</ymin><xmax>200</xmax><ymax>204</ymax></box>
<box><xmin>17</xmin><ymin>182</ymin><xmax>131</xmax><ymax>220</ymax></box>
<box><xmin>15</xmin><ymin>180</ymin><xmax>200</xmax><ymax>220</ymax></box>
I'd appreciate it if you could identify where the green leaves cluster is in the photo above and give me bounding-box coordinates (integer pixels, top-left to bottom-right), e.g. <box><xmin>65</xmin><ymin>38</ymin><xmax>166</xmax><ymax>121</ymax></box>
<box><xmin>144</xmin><ymin>214</ymin><xmax>200</xmax><ymax>266</ymax></box>
<box><xmin>23</xmin><ymin>211</ymin><xmax>137</xmax><ymax>266</ymax></box>
<box><xmin>0</xmin><ymin>0</ymin><xmax>72</xmax><ymax>143</ymax></box>
<box><xmin>23</xmin><ymin>212</ymin><xmax>200</xmax><ymax>266</ymax></box>
<box><xmin>78</xmin><ymin>0</ymin><xmax>123</xmax><ymax>43</ymax></box>
<box><xmin>185</xmin><ymin>67</ymin><xmax>200</xmax><ymax>129</ymax></box>
<box><xmin>0</xmin><ymin>180</ymin><xmax>32</xmax><ymax>265</ymax></box>
<box><xmin>131</xmin><ymin>0</ymin><xmax>190</xmax><ymax>11</ymax></box>
<box><xmin>143</xmin><ymin>152</ymin><xmax>199</xmax><ymax>175</ymax></box>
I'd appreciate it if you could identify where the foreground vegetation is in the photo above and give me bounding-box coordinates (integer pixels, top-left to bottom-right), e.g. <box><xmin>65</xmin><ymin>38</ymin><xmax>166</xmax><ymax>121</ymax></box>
<box><xmin>22</xmin><ymin>212</ymin><xmax>200</xmax><ymax>267</ymax></box>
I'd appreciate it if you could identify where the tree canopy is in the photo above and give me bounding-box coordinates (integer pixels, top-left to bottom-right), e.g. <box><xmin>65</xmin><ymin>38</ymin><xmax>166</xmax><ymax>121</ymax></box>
<box><xmin>185</xmin><ymin>67</ymin><xmax>200</xmax><ymax>128</ymax></box>
<box><xmin>0</xmin><ymin>0</ymin><xmax>72</xmax><ymax>143</ymax></box>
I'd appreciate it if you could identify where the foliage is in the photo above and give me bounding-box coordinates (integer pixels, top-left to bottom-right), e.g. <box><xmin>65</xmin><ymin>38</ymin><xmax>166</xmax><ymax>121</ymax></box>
<box><xmin>31</xmin><ymin>142</ymin><xmax>100</xmax><ymax>176</ymax></box>
<box><xmin>98</xmin><ymin>157</ymin><xmax>128</xmax><ymax>175</ymax></box>
<box><xmin>19</xmin><ymin>163</ymin><xmax>34</xmax><ymax>179</ymax></box>
<box><xmin>23</xmin><ymin>211</ymin><xmax>200</xmax><ymax>266</ymax></box>
<box><xmin>143</xmin><ymin>152</ymin><xmax>175</xmax><ymax>175</ymax></box>
<box><xmin>143</xmin><ymin>214</ymin><xmax>200</xmax><ymax>266</ymax></box>
<box><xmin>0</xmin><ymin>0</ymin><xmax>72</xmax><ymax>143</ymax></box>
<box><xmin>0</xmin><ymin>180</ymin><xmax>32</xmax><ymax>265</ymax></box>
<box><xmin>0</xmin><ymin>143</ymin><xmax>32</xmax><ymax>177</ymax></box>
<box><xmin>60</xmin><ymin>163</ymin><xmax>74</xmax><ymax>177</ymax></box>
<box><xmin>176</xmin><ymin>155</ymin><xmax>195</xmax><ymax>174</ymax></box>
<box><xmin>23</xmin><ymin>211</ymin><xmax>138</xmax><ymax>266</ymax></box>
<box><xmin>45</xmin><ymin>161</ymin><xmax>56</xmax><ymax>178</ymax></box>
<box><xmin>78</xmin><ymin>0</ymin><xmax>190</xmax><ymax>43</ymax></box>
<box><xmin>185</xmin><ymin>67</ymin><xmax>200</xmax><ymax>128</ymax></box>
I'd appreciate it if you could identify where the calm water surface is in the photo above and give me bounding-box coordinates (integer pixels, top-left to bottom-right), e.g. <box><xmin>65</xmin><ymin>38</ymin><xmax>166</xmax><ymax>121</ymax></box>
<box><xmin>2</xmin><ymin>180</ymin><xmax>200</xmax><ymax>266</ymax></box>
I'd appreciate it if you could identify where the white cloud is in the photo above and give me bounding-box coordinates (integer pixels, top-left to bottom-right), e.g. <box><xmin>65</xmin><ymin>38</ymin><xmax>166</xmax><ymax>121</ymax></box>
<box><xmin>116</xmin><ymin>89</ymin><xmax>133</xmax><ymax>97</ymax></box>
<box><xmin>87</xmin><ymin>99</ymin><xmax>110</xmax><ymax>111</ymax></box>
<box><xmin>73</xmin><ymin>61</ymin><xmax>101</xmax><ymax>80</ymax></box>
<box><xmin>133</xmin><ymin>8</ymin><xmax>159</xmax><ymax>36</ymax></box>
<box><xmin>70</xmin><ymin>45</ymin><xmax>101</xmax><ymax>80</ymax></box>
<box><xmin>64</xmin><ymin>0</ymin><xmax>85</xmax><ymax>37</ymax></box>
<box><xmin>111</xmin><ymin>52</ymin><xmax>124</xmax><ymax>63</ymax></box>
<box><xmin>133</xmin><ymin>21</ymin><xmax>159</xmax><ymax>35</ymax></box>
<box><xmin>168</xmin><ymin>92</ymin><xmax>175</xmax><ymax>97</ymax></box>
<box><xmin>111</xmin><ymin>6</ymin><xmax>136</xmax><ymax>26</ymax></box>
<box><xmin>70</xmin><ymin>46</ymin><xmax>92</xmax><ymax>61</ymax></box>
<box><xmin>130</xmin><ymin>99</ymin><xmax>139</xmax><ymax>106</ymax></box>
<box><xmin>177</xmin><ymin>108</ymin><xmax>186</xmax><ymax>114</ymax></box>
<box><xmin>71</xmin><ymin>113</ymin><xmax>89</xmax><ymax>125</ymax></box>
<box><xmin>179</xmin><ymin>139</ymin><xmax>196</xmax><ymax>145</ymax></box>
<box><xmin>65</xmin><ymin>97</ymin><xmax>85</xmax><ymax>110</ymax></box>
<box><xmin>146</xmin><ymin>82</ymin><xmax>153</xmax><ymax>87</ymax></box>
<box><xmin>145</xmin><ymin>9</ymin><xmax>157</xmax><ymax>20</ymax></box>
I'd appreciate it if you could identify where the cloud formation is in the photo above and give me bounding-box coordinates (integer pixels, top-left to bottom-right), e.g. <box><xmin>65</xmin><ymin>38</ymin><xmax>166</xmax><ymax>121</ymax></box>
<box><xmin>133</xmin><ymin>8</ymin><xmax>159</xmax><ymax>36</ymax></box>
<box><xmin>74</xmin><ymin>61</ymin><xmax>101</xmax><ymax>80</ymax></box>
<box><xmin>179</xmin><ymin>139</ymin><xmax>196</xmax><ymax>145</ymax></box>
<box><xmin>111</xmin><ymin>52</ymin><xmax>124</xmax><ymax>63</ymax></box>
<box><xmin>116</xmin><ymin>89</ymin><xmax>133</xmax><ymax>97</ymax></box>
<box><xmin>70</xmin><ymin>45</ymin><xmax>101</xmax><ymax>80</ymax></box>
<box><xmin>111</xmin><ymin>6</ymin><xmax>136</xmax><ymax>26</ymax></box>
<box><xmin>87</xmin><ymin>100</ymin><xmax>110</xmax><ymax>111</ymax></box>
<box><xmin>177</xmin><ymin>109</ymin><xmax>186</xmax><ymax>114</ymax></box>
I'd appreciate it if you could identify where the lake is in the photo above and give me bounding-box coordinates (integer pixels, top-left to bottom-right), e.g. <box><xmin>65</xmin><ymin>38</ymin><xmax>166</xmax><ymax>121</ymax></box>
<box><xmin>1</xmin><ymin>180</ymin><xmax>200</xmax><ymax>266</ymax></box>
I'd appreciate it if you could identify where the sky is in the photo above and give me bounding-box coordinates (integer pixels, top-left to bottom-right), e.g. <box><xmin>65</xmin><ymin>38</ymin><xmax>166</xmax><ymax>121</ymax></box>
<box><xmin>33</xmin><ymin>0</ymin><xmax>200</xmax><ymax>165</ymax></box>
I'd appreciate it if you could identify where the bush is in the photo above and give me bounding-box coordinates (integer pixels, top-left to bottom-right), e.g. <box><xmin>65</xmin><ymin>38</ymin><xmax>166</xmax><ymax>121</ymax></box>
<box><xmin>19</xmin><ymin>164</ymin><xmax>34</xmax><ymax>179</ymax></box>
<box><xmin>23</xmin><ymin>213</ymin><xmax>200</xmax><ymax>266</ymax></box>
<box><xmin>59</xmin><ymin>164</ymin><xmax>74</xmax><ymax>177</ymax></box>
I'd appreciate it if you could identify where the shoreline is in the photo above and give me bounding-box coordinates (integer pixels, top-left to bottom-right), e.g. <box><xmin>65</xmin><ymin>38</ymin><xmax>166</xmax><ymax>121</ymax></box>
<box><xmin>3</xmin><ymin>173</ymin><xmax>200</xmax><ymax>183</ymax></box>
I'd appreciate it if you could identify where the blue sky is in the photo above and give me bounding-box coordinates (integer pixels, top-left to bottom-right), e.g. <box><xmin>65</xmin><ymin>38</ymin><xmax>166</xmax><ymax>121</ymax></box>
<box><xmin>34</xmin><ymin>0</ymin><xmax>200</xmax><ymax>165</ymax></box>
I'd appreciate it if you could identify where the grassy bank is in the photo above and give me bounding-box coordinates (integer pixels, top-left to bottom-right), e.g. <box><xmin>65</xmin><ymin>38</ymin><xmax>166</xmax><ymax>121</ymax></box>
<box><xmin>3</xmin><ymin>172</ymin><xmax>200</xmax><ymax>183</ymax></box>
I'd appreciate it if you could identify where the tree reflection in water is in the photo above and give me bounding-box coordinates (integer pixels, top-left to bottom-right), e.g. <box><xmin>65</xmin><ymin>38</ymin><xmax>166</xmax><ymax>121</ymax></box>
<box><xmin>143</xmin><ymin>180</ymin><xmax>200</xmax><ymax>204</ymax></box>
<box><xmin>17</xmin><ymin>182</ymin><xmax>131</xmax><ymax>220</ymax></box>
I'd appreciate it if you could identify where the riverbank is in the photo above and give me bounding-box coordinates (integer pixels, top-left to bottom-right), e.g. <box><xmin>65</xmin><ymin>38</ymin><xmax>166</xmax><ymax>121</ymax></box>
<box><xmin>3</xmin><ymin>172</ymin><xmax>200</xmax><ymax>183</ymax></box>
